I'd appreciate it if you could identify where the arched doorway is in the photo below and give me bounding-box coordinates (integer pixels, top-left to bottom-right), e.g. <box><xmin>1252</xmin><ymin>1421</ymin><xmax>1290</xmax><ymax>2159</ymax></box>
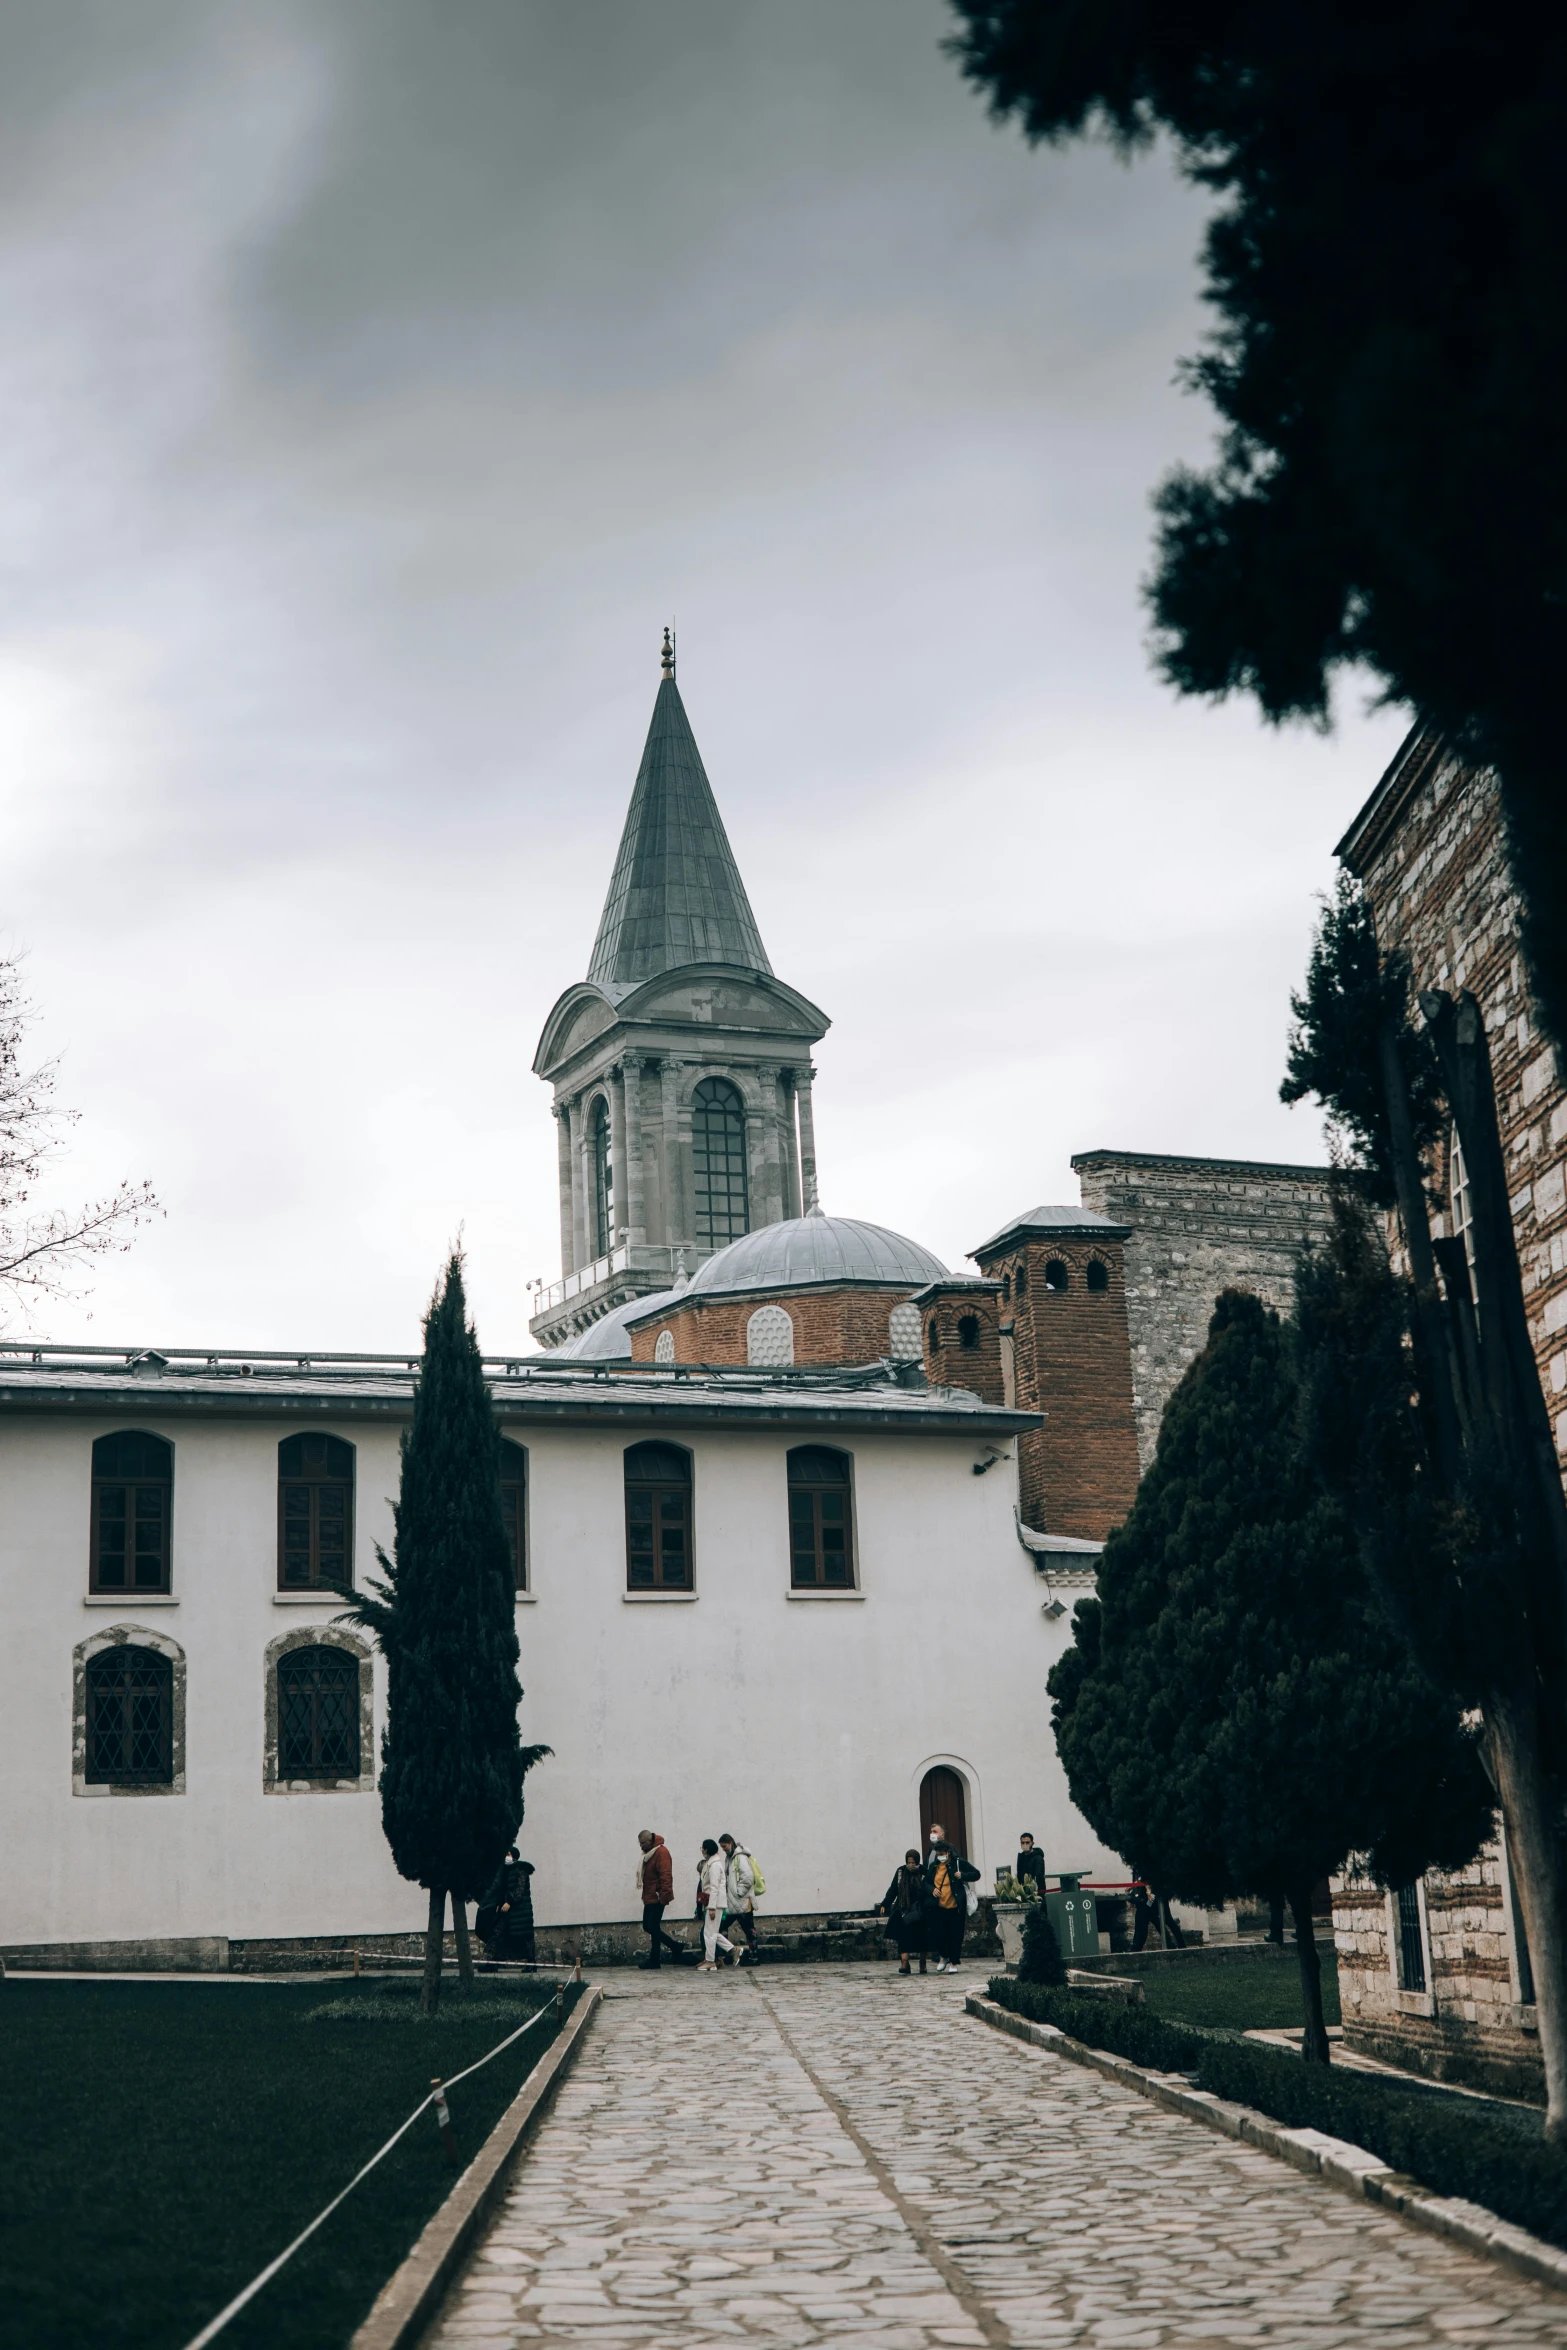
<box><xmin>920</xmin><ymin>1765</ymin><xmax>968</xmax><ymax>1858</ymax></box>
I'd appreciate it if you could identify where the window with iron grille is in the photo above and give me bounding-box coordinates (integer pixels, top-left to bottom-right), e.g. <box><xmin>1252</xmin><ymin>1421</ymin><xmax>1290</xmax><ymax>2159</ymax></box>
<box><xmin>90</xmin><ymin>1431</ymin><xmax>172</xmax><ymax>1594</ymax></box>
<box><xmin>692</xmin><ymin>1077</ymin><xmax>748</xmax><ymax>1250</ymax></box>
<box><xmin>277</xmin><ymin>1645</ymin><xmax>361</xmax><ymax>1779</ymax></box>
<box><xmin>624</xmin><ymin>1441</ymin><xmax>692</xmax><ymax>1589</ymax></box>
<box><xmin>86</xmin><ymin>1644</ymin><xmax>173</xmax><ymax>1785</ymax></box>
<box><xmin>590</xmin><ymin>1097</ymin><xmax>613</xmax><ymax>1259</ymax></box>
<box><xmin>500</xmin><ymin>1438</ymin><xmax>528</xmax><ymax>1592</ymax></box>
<box><xmin>277</xmin><ymin>1433</ymin><xmax>355</xmax><ymax>1591</ymax></box>
<box><xmin>1394</xmin><ymin>1881</ymin><xmax>1427</xmax><ymax>1992</ymax></box>
<box><xmin>788</xmin><ymin>1446</ymin><xmax>854</xmax><ymax>1588</ymax></box>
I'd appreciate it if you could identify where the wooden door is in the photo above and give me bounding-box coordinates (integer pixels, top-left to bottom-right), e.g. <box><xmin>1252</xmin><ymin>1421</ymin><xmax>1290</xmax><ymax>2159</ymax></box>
<box><xmin>920</xmin><ymin>1766</ymin><xmax>968</xmax><ymax>1857</ymax></box>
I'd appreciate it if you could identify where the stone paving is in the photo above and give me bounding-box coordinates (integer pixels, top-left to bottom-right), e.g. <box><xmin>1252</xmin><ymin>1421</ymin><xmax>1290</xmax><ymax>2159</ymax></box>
<box><xmin>426</xmin><ymin>1962</ymin><xmax>1567</xmax><ymax>2349</ymax></box>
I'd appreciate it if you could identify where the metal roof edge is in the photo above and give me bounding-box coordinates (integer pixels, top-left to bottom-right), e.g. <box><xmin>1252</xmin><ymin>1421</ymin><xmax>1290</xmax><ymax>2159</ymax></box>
<box><xmin>1333</xmin><ymin>720</ymin><xmax>1446</xmax><ymax>875</ymax></box>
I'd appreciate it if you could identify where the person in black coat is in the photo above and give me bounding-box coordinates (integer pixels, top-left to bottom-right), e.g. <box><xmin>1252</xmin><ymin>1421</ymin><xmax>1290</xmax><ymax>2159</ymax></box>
<box><xmin>876</xmin><ymin>1849</ymin><xmax>928</xmax><ymax>1976</ymax></box>
<box><xmin>1015</xmin><ymin>1834</ymin><xmax>1046</xmax><ymax>1897</ymax></box>
<box><xmin>480</xmin><ymin>1848</ymin><xmax>535</xmax><ymax>1962</ymax></box>
<box><xmin>921</xmin><ymin>1827</ymin><xmax>981</xmax><ymax>1972</ymax></box>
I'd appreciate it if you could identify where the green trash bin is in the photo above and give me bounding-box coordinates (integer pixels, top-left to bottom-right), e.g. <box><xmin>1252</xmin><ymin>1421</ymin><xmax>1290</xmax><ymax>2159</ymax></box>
<box><xmin>1045</xmin><ymin>1872</ymin><xmax>1101</xmax><ymax>1962</ymax></box>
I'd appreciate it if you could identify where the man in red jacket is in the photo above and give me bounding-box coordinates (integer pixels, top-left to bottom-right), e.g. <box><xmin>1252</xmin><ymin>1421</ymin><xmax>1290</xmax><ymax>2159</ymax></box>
<box><xmin>637</xmin><ymin>1829</ymin><xmax>683</xmax><ymax>1969</ymax></box>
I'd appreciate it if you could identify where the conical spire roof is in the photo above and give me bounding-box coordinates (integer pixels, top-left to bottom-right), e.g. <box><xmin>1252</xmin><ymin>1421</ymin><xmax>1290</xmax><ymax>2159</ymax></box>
<box><xmin>587</xmin><ymin>675</ymin><xmax>772</xmax><ymax>987</ymax></box>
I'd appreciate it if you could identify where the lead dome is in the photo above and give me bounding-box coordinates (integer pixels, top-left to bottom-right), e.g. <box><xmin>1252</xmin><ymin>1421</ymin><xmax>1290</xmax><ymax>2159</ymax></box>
<box><xmin>685</xmin><ymin>1214</ymin><xmax>948</xmax><ymax>1301</ymax></box>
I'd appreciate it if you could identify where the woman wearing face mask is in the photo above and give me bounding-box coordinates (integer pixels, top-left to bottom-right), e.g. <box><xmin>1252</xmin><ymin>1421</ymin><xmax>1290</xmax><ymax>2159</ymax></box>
<box><xmin>877</xmin><ymin>1847</ymin><xmax>928</xmax><ymax>1977</ymax></box>
<box><xmin>921</xmin><ymin>1823</ymin><xmax>981</xmax><ymax>1974</ymax></box>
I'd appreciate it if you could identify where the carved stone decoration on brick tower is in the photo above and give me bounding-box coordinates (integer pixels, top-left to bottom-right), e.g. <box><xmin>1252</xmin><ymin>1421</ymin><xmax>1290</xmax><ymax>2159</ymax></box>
<box><xmin>530</xmin><ymin>640</ymin><xmax>832</xmax><ymax>1352</ymax></box>
<box><xmin>964</xmin><ymin>1205</ymin><xmax>1142</xmax><ymax>1542</ymax></box>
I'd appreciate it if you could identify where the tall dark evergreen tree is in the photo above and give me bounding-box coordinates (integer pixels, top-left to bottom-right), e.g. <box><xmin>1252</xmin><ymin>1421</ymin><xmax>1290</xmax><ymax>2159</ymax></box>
<box><xmin>944</xmin><ymin>3</ymin><xmax>1567</xmax><ymax>1049</ymax></box>
<box><xmin>1284</xmin><ymin>898</ymin><xmax>1567</xmax><ymax>2135</ymax></box>
<box><xmin>342</xmin><ymin>1255</ymin><xmax>549</xmax><ymax>2012</ymax></box>
<box><xmin>1050</xmin><ymin>1287</ymin><xmax>1492</xmax><ymax>2060</ymax></box>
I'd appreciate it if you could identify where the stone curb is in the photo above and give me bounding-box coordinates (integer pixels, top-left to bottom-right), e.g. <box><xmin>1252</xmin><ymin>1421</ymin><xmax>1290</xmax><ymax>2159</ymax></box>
<box><xmin>964</xmin><ymin>1993</ymin><xmax>1567</xmax><ymax>2298</ymax></box>
<box><xmin>349</xmin><ymin>1984</ymin><xmax>603</xmax><ymax>2350</ymax></box>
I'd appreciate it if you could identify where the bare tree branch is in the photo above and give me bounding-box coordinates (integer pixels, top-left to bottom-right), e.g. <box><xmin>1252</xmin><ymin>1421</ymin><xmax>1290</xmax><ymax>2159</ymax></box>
<box><xmin>0</xmin><ymin>955</ymin><xmax>160</xmax><ymax>1321</ymax></box>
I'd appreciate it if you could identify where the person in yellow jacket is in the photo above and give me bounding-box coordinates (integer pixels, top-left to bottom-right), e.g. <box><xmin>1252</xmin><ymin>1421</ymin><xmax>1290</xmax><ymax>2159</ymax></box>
<box><xmin>921</xmin><ymin>1823</ymin><xmax>980</xmax><ymax>1973</ymax></box>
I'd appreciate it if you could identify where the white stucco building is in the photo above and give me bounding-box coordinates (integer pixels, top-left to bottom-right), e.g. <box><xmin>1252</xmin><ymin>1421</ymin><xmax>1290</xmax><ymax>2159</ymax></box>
<box><xmin>0</xmin><ymin>1348</ymin><xmax>1114</xmax><ymax>1960</ymax></box>
<box><xmin>0</xmin><ymin>645</ymin><xmax>1131</xmax><ymax>1967</ymax></box>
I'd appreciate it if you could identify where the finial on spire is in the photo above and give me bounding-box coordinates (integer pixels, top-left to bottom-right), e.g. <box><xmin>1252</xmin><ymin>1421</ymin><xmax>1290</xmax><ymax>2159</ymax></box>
<box><xmin>660</xmin><ymin>625</ymin><xmax>675</xmax><ymax>681</ymax></box>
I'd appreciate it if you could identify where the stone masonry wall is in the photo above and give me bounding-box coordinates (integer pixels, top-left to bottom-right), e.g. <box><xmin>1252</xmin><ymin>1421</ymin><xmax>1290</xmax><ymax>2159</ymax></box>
<box><xmin>1332</xmin><ymin>1839</ymin><xmax>1542</xmax><ymax>2100</ymax></box>
<box><xmin>1346</xmin><ymin>740</ymin><xmax>1567</xmax><ymax>1463</ymax></box>
<box><xmin>1073</xmin><ymin>1151</ymin><xmax>1336</xmax><ymax>1467</ymax></box>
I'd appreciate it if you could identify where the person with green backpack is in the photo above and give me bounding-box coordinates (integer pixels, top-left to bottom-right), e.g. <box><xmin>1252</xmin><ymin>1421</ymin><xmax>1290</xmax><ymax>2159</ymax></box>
<box><xmin>719</xmin><ymin>1832</ymin><xmax>763</xmax><ymax>1965</ymax></box>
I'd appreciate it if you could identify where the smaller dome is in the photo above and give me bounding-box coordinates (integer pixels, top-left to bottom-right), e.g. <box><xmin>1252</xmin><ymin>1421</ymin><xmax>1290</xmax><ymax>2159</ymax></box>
<box><xmin>687</xmin><ymin>1215</ymin><xmax>947</xmax><ymax>1300</ymax></box>
<box><xmin>553</xmin><ymin>1289</ymin><xmax>678</xmax><ymax>1362</ymax></box>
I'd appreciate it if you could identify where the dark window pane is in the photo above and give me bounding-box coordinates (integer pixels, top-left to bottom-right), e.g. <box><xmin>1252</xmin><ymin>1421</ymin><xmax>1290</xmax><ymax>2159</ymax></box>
<box><xmin>85</xmin><ymin>1646</ymin><xmax>173</xmax><ymax>1785</ymax></box>
<box><xmin>277</xmin><ymin>1647</ymin><xmax>361</xmax><ymax>1779</ymax></box>
<box><xmin>691</xmin><ymin>1078</ymin><xmax>748</xmax><ymax>1250</ymax></box>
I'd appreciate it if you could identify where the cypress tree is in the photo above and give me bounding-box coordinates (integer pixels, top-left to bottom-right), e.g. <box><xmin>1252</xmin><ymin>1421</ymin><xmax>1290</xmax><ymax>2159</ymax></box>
<box><xmin>342</xmin><ymin>1255</ymin><xmax>549</xmax><ymax>2012</ymax></box>
<box><xmin>1049</xmin><ymin>1287</ymin><xmax>1491</xmax><ymax>2060</ymax></box>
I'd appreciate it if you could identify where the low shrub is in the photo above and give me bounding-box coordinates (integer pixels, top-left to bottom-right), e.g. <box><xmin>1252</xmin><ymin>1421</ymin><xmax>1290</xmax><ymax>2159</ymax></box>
<box><xmin>988</xmin><ymin>1977</ymin><xmax>1205</xmax><ymax>2072</ymax></box>
<box><xmin>1017</xmin><ymin>1903</ymin><xmax>1066</xmax><ymax>1986</ymax></box>
<box><xmin>986</xmin><ymin>1975</ymin><xmax>1567</xmax><ymax>2250</ymax></box>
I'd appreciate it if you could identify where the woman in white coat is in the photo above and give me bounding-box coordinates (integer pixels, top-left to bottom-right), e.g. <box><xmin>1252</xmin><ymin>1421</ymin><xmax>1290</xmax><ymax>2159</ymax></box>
<box><xmin>697</xmin><ymin>1838</ymin><xmax>737</xmax><ymax>1970</ymax></box>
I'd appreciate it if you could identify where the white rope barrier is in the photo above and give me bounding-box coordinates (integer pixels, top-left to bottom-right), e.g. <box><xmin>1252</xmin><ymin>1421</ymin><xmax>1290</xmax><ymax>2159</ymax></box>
<box><xmin>180</xmin><ymin>1999</ymin><xmax>559</xmax><ymax>2350</ymax></box>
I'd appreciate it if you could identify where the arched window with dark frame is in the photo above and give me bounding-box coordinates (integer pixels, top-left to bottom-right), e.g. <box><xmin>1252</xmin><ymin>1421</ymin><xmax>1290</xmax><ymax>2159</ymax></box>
<box><xmin>957</xmin><ymin>1315</ymin><xmax>980</xmax><ymax>1350</ymax></box>
<box><xmin>787</xmin><ymin>1446</ymin><xmax>854</xmax><ymax>1588</ymax></box>
<box><xmin>1044</xmin><ymin>1259</ymin><xmax>1069</xmax><ymax>1293</ymax></box>
<box><xmin>85</xmin><ymin>1643</ymin><xmax>173</xmax><ymax>1785</ymax></box>
<box><xmin>692</xmin><ymin>1076</ymin><xmax>748</xmax><ymax>1249</ymax></box>
<box><xmin>1086</xmin><ymin>1259</ymin><xmax>1109</xmax><ymax>1293</ymax></box>
<box><xmin>278</xmin><ymin>1434</ymin><xmax>355</xmax><ymax>1591</ymax></box>
<box><xmin>624</xmin><ymin>1441</ymin><xmax>692</xmax><ymax>1590</ymax></box>
<box><xmin>590</xmin><ymin>1096</ymin><xmax>613</xmax><ymax>1260</ymax></box>
<box><xmin>90</xmin><ymin>1432</ymin><xmax>173</xmax><ymax>1594</ymax></box>
<box><xmin>277</xmin><ymin>1644</ymin><xmax>362</xmax><ymax>1780</ymax></box>
<box><xmin>499</xmin><ymin>1438</ymin><xmax>528</xmax><ymax>1592</ymax></box>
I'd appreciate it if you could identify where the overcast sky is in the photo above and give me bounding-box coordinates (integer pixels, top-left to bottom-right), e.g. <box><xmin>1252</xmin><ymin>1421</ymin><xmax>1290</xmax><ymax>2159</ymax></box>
<box><xmin>0</xmin><ymin>0</ymin><xmax>1406</xmax><ymax>1355</ymax></box>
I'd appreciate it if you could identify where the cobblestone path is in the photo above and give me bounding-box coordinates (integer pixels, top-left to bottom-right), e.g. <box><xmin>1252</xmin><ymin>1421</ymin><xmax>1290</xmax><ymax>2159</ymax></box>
<box><xmin>427</xmin><ymin>1963</ymin><xmax>1567</xmax><ymax>2348</ymax></box>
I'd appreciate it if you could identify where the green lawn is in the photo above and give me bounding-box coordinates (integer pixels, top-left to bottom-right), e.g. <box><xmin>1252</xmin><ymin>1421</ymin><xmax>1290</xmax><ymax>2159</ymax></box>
<box><xmin>1134</xmin><ymin>1948</ymin><xmax>1342</xmax><ymax>2034</ymax></box>
<box><xmin>0</xmin><ymin>1974</ymin><xmax>572</xmax><ymax>2350</ymax></box>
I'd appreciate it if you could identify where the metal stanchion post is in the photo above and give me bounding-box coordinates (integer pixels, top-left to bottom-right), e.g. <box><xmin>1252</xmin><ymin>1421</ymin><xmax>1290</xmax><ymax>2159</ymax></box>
<box><xmin>431</xmin><ymin>2077</ymin><xmax>458</xmax><ymax>2167</ymax></box>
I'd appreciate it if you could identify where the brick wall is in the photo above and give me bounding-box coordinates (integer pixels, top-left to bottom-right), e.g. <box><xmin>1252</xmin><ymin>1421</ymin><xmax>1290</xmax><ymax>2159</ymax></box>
<box><xmin>968</xmin><ymin>1236</ymin><xmax>1140</xmax><ymax>1540</ymax></box>
<box><xmin>916</xmin><ymin>1282</ymin><xmax>1005</xmax><ymax>1406</ymax></box>
<box><xmin>1072</xmin><ymin>1151</ymin><xmax>1336</xmax><ymax>1467</ymax></box>
<box><xmin>628</xmin><ymin>1284</ymin><xmax>918</xmax><ymax>1368</ymax></box>
<box><xmin>1343</xmin><ymin>736</ymin><xmax>1567</xmax><ymax>1464</ymax></box>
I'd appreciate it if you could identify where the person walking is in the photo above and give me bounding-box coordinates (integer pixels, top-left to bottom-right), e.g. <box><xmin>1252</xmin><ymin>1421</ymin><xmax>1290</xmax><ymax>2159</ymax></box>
<box><xmin>718</xmin><ymin>1832</ymin><xmax>759</xmax><ymax>1965</ymax></box>
<box><xmin>480</xmin><ymin>1847</ymin><xmax>536</xmax><ymax>1962</ymax></box>
<box><xmin>877</xmin><ymin>1847</ymin><xmax>928</xmax><ymax>1976</ymax></box>
<box><xmin>1015</xmin><ymin>1833</ymin><xmax>1046</xmax><ymax>1897</ymax></box>
<box><xmin>922</xmin><ymin>1822</ymin><xmax>980</xmax><ymax>1974</ymax></box>
<box><xmin>697</xmin><ymin>1838</ymin><xmax>737</xmax><ymax>1970</ymax></box>
<box><xmin>636</xmin><ymin>1828</ymin><xmax>683</xmax><ymax>1969</ymax></box>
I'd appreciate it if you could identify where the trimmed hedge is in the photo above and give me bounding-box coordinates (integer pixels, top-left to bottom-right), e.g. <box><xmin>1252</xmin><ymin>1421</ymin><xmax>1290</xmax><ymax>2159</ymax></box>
<box><xmin>987</xmin><ymin>1976</ymin><xmax>1567</xmax><ymax>2251</ymax></box>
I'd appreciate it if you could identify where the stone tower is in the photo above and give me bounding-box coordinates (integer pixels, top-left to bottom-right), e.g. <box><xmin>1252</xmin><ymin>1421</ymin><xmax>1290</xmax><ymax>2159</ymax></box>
<box><xmin>529</xmin><ymin>640</ymin><xmax>830</xmax><ymax>1349</ymax></box>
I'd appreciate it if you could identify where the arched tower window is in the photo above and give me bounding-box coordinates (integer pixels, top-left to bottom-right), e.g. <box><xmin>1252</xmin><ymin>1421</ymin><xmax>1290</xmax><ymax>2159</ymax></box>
<box><xmin>747</xmin><ymin>1303</ymin><xmax>794</xmax><ymax>1366</ymax></box>
<box><xmin>692</xmin><ymin>1077</ymin><xmax>748</xmax><ymax>1250</ymax></box>
<box><xmin>1086</xmin><ymin>1259</ymin><xmax>1109</xmax><ymax>1293</ymax></box>
<box><xmin>590</xmin><ymin>1096</ymin><xmax>613</xmax><ymax>1260</ymax></box>
<box><xmin>654</xmin><ymin>1329</ymin><xmax>675</xmax><ymax>1365</ymax></box>
<box><xmin>1044</xmin><ymin>1260</ymin><xmax>1069</xmax><ymax>1293</ymax></box>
